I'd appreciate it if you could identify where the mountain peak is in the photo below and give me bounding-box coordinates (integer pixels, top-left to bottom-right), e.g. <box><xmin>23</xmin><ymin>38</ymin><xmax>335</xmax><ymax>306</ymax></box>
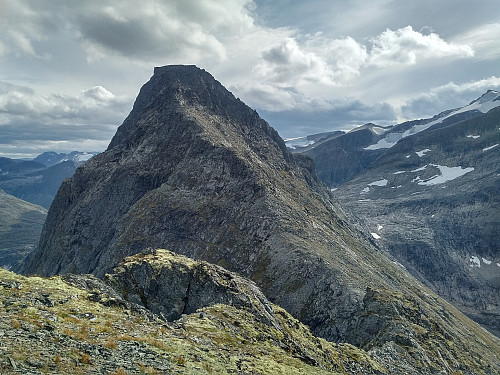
<box><xmin>472</xmin><ymin>89</ymin><xmax>500</xmax><ymax>104</ymax></box>
<box><xmin>107</xmin><ymin>65</ymin><xmax>288</xmax><ymax>162</ymax></box>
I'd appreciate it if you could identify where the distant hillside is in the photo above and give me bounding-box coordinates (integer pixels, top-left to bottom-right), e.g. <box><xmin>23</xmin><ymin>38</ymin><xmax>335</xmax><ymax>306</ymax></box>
<box><xmin>0</xmin><ymin>151</ymin><xmax>97</xmax><ymax>208</ymax></box>
<box><xmin>0</xmin><ymin>189</ymin><xmax>46</xmax><ymax>270</ymax></box>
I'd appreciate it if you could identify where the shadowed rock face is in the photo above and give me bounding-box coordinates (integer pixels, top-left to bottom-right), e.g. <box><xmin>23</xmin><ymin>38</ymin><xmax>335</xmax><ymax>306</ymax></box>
<box><xmin>106</xmin><ymin>249</ymin><xmax>281</xmax><ymax>328</ymax></box>
<box><xmin>22</xmin><ymin>65</ymin><xmax>500</xmax><ymax>374</ymax></box>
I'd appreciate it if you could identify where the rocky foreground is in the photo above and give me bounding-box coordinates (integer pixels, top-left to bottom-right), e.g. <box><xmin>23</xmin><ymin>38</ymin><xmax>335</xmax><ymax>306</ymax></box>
<box><xmin>1</xmin><ymin>249</ymin><xmax>382</xmax><ymax>374</ymax></box>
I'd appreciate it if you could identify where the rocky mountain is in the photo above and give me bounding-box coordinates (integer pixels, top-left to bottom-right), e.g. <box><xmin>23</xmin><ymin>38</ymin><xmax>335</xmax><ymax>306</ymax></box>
<box><xmin>303</xmin><ymin>90</ymin><xmax>500</xmax><ymax>188</ymax></box>
<box><xmin>21</xmin><ymin>65</ymin><xmax>500</xmax><ymax>374</ymax></box>
<box><xmin>1</xmin><ymin>249</ymin><xmax>383</xmax><ymax>374</ymax></box>
<box><xmin>0</xmin><ymin>190</ymin><xmax>46</xmax><ymax>270</ymax></box>
<box><xmin>332</xmin><ymin>104</ymin><xmax>500</xmax><ymax>337</ymax></box>
<box><xmin>285</xmin><ymin>130</ymin><xmax>345</xmax><ymax>152</ymax></box>
<box><xmin>294</xmin><ymin>91</ymin><xmax>500</xmax><ymax>337</ymax></box>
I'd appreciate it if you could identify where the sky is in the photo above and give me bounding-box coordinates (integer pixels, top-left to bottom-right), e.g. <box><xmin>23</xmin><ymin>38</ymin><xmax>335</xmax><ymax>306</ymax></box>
<box><xmin>0</xmin><ymin>0</ymin><xmax>499</xmax><ymax>158</ymax></box>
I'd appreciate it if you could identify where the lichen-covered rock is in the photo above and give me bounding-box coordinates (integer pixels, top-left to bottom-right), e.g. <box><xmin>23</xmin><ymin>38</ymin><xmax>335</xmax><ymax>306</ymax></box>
<box><xmin>107</xmin><ymin>249</ymin><xmax>280</xmax><ymax>328</ymax></box>
<box><xmin>1</xmin><ymin>258</ymin><xmax>385</xmax><ymax>374</ymax></box>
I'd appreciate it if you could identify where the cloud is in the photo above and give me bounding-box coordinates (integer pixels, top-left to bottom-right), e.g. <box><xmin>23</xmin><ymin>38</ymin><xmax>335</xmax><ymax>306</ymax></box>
<box><xmin>401</xmin><ymin>76</ymin><xmax>500</xmax><ymax>119</ymax></box>
<box><xmin>368</xmin><ymin>26</ymin><xmax>474</xmax><ymax>67</ymax></box>
<box><xmin>0</xmin><ymin>0</ymin><xmax>257</xmax><ymax>65</ymax></box>
<box><xmin>249</xmin><ymin>26</ymin><xmax>475</xmax><ymax>96</ymax></box>
<box><xmin>0</xmin><ymin>1</ymin><xmax>58</xmax><ymax>58</ymax></box>
<box><xmin>455</xmin><ymin>23</ymin><xmax>500</xmax><ymax>61</ymax></box>
<box><xmin>0</xmin><ymin>82</ymin><xmax>130</xmax><ymax>157</ymax></box>
<box><xmin>258</xmin><ymin>97</ymin><xmax>397</xmax><ymax>137</ymax></box>
<box><xmin>254</xmin><ymin>38</ymin><xmax>335</xmax><ymax>86</ymax></box>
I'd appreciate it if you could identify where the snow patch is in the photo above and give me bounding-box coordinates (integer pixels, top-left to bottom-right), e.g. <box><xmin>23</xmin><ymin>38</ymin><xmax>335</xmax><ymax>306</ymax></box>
<box><xmin>75</xmin><ymin>153</ymin><xmax>94</xmax><ymax>162</ymax></box>
<box><xmin>470</xmin><ymin>256</ymin><xmax>481</xmax><ymax>268</ymax></box>
<box><xmin>416</xmin><ymin>149</ymin><xmax>431</xmax><ymax>157</ymax></box>
<box><xmin>414</xmin><ymin>164</ymin><xmax>474</xmax><ymax>186</ymax></box>
<box><xmin>371</xmin><ymin>232</ymin><xmax>381</xmax><ymax>239</ymax></box>
<box><xmin>482</xmin><ymin>257</ymin><xmax>492</xmax><ymax>265</ymax></box>
<box><xmin>467</xmin><ymin>135</ymin><xmax>480</xmax><ymax>139</ymax></box>
<box><xmin>368</xmin><ymin>179</ymin><xmax>388</xmax><ymax>187</ymax></box>
<box><xmin>405</xmin><ymin>155</ymin><xmax>410</xmax><ymax>158</ymax></box>
<box><xmin>483</xmin><ymin>144</ymin><xmax>498</xmax><ymax>151</ymax></box>
<box><xmin>377</xmin><ymin>224</ymin><xmax>383</xmax><ymax>231</ymax></box>
<box><xmin>497</xmin><ymin>263</ymin><xmax>500</xmax><ymax>268</ymax></box>
<box><xmin>393</xmin><ymin>170</ymin><xmax>406</xmax><ymax>175</ymax></box>
<box><xmin>360</xmin><ymin>187</ymin><xmax>370</xmax><ymax>194</ymax></box>
<box><xmin>371</xmin><ymin>126</ymin><xmax>387</xmax><ymax>135</ymax></box>
<box><xmin>285</xmin><ymin>137</ymin><xmax>315</xmax><ymax>149</ymax></box>
<box><xmin>363</xmin><ymin>91</ymin><xmax>500</xmax><ymax>150</ymax></box>
<box><xmin>411</xmin><ymin>165</ymin><xmax>428</xmax><ymax>172</ymax></box>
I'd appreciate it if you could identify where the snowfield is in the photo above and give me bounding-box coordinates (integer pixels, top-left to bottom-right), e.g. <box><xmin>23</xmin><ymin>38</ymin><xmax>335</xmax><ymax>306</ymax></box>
<box><xmin>412</xmin><ymin>164</ymin><xmax>474</xmax><ymax>186</ymax></box>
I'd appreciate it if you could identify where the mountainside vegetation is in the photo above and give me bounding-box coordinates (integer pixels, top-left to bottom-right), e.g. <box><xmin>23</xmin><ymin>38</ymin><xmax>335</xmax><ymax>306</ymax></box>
<box><xmin>1</xmin><ymin>250</ymin><xmax>384</xmax><ymax>374</ymax></box>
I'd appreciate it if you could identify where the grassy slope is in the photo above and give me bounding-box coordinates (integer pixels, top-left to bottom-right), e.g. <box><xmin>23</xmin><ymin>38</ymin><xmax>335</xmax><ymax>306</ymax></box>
<box><xmin>0</xmin><ymin>267</ymin><xmax>384</xmax><ymax>375</ymax></box>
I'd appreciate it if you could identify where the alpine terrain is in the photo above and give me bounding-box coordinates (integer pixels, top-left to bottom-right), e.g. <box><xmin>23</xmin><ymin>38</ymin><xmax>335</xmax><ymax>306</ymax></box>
<box><xmin>0</xmin><ymin>151</ymin><xmax>97</xmax><ymax>209</ymax></box>
<box><xmin>297</xmin><ymin>91</ymin><xmax>500</xmax><ymax>337</ymax></box>
<box><xmin>21</xmin><ymin>65</ymin><xmax>500</xmax><ymax>374</ymax></box>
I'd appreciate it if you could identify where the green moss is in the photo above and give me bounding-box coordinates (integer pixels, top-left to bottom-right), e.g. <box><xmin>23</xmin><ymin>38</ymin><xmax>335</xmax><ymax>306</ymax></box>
<box><xmin>0</xmin><ymin>267</ymin><xmax>385</xmax><ymax>374</ymax></box>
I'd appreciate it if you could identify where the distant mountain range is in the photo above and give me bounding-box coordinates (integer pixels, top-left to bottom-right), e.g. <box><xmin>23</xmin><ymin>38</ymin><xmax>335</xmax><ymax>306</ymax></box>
<box><xmin>291</xmin><ymin>90</ymin><xmax>500</xmax><ymax>337</ymax></box>
<box><xmin>0</xmin><ymin>151</ymin><xmax>98</xmax><ymax>208</ymax></box>
<box><xmin>33</xmin><ymin>151</ymin><xmax>97</xmax><ymax>168</ymax></box>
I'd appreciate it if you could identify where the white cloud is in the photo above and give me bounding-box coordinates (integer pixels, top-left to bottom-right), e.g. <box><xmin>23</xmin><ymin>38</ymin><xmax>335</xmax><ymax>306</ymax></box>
<box><xmin>254</xmin><ymin>38</ymin><xmax>336</xmax><ymax>86</ymax></box>
<box><xmin>368</xmin><ymin>26</ymin><xmax>474</xmax><ymax>67</ymax></box>
<box><xmin>249</xmin><ymin>26</ymin><xmax>474</xmax><ymax>94</ymax></box>
<box><xmin>0</xmin><ymin>1</ymin><xmax>58</xmax><ymax>58</ymax></box>
<box><xmin>401</xmin><ymin>76</ymin><xmax>500</xmax><ymax>119</ymax></box>
<box><xmin>0</xmin><ymin>82</ymin><xmax>127</xmax><ymax>121</ymax></box>
<box><xmin>0</xmin><ymin>82</ymin><xmax>130</xmax><ymax>157</ymax></box>
<box><xmin>0</xmin><ymin>0</ymin><xmax>495</xmax><ymax>152</ymax></box>
<box><xmin>0</xmin><ymin>0</ymin><xmax>256</xmax><ymax>64</ymax></box>
<box><xmin>455</xmin><ymin>23</ymin><xmax>500</xmax><ymax>60</ymax></box>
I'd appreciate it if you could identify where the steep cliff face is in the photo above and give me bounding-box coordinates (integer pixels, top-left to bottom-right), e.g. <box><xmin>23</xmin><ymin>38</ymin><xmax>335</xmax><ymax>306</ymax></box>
<box><xmin>22</xmin><ymin>65</ymin><xmax>500</xmax><ymax>374</ymax></box>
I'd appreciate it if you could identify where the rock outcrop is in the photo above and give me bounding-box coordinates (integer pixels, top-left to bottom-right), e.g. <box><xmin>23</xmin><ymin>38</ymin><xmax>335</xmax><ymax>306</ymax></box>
<box><xmin>1</xmin><ymin>252</ymin><xmax>384</xmax><ymax>374</ymax></box>
<box><xmin>22</xmin><ymin>65</ymin><xmax>500</xmax><ymax>374</ymax></box>
<box><xmin>106</xmin><ymin>249</ymin><xmax>281</xmax><ymax>328</ymax></box>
